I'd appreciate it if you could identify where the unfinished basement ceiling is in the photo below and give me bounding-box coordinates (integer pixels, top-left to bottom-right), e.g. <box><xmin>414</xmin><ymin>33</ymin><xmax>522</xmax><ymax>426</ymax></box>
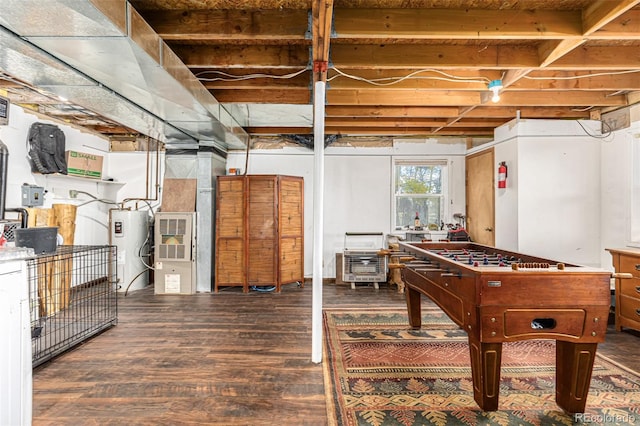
<box><xmin>1</xmin><ymin>0</ymin><xmax>640</xmax><ymax>145</ymax></box>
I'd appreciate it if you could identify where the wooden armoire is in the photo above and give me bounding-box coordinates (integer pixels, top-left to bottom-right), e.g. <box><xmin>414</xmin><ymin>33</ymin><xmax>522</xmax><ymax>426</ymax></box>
<box><xmin>214</xmin><ymin>174</ymin><xmax>304</xmax><ymax>293</ymax></box>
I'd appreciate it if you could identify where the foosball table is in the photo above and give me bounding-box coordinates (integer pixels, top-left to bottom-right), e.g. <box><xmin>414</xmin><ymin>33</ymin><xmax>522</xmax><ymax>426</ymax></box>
<box><xmin>397</xmin><ymin>241</ymin><xmax>629</xmax><ymax>414</ymax></box>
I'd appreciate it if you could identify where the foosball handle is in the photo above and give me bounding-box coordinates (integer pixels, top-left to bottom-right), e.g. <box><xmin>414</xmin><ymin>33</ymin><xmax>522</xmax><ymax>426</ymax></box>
<box><xmin>612</xmin><ymin>273</ymin><xmax>634</xmax><ymax>279</ymax></box>
<box><xmin>388</xmin><ymin>263</ymin><xmax>405</xmax><ymax>269</ymax></box>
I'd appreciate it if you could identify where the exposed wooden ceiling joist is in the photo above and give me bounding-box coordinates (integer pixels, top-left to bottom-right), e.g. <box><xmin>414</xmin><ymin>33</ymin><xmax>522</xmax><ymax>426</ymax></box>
<box><xmin>2</xmin><ymin>0</ymin><xmax>639</xmax><ymax>142</ymax></box>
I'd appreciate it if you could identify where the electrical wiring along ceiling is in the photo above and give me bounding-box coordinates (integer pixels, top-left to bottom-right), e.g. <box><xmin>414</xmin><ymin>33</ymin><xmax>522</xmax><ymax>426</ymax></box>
<box><xmin>1</xmin><ymin>0</ymin><xmax>640</xmax><ymax>147</ymax></box>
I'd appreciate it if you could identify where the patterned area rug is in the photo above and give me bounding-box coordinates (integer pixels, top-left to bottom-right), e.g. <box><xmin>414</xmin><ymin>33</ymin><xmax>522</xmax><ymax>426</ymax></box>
<box><xmin>323</xmin><ymin>307</ymin><xmax>640</xmax><ymax>426</ymax></box>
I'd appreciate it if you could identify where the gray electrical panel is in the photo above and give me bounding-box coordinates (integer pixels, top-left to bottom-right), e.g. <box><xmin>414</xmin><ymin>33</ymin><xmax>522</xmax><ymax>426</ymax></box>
<box><xmin>21</xmin><ymin>184</ymin><xmax>44</xmax><ymax>207</ymax></box>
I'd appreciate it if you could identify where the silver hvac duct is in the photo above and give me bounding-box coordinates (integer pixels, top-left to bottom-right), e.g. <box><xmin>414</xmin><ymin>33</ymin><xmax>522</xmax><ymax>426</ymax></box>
<box><xmin>0</xmin><ymin>0</ymin><xmax>248</xmax><ymax>149</ymax></box>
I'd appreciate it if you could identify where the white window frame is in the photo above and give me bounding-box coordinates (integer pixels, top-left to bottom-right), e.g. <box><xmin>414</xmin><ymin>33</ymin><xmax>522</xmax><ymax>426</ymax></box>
<box><xmin>391</xmin><ymin>158</ymin><xmax>449</xmax><ymax>231</ymax></box>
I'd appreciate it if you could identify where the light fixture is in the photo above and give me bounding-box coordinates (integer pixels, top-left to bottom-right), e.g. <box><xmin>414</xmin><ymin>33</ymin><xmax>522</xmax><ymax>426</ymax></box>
<box><xmin>488</xmin><ymin>79</ymin><xmax>503</xmax><ymax>103</ymax></box>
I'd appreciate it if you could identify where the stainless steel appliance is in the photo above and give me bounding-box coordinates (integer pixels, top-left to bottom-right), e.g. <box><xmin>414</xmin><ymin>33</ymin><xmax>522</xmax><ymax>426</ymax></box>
<box><xmin>342</xmin><ymin>232</ymin><xmax>387</xmax><ymax>289</ymax></box>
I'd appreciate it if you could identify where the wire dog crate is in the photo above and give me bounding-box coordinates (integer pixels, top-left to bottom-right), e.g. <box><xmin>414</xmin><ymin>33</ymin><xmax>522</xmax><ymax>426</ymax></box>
<box><xmin>26</xmin><ymin>245</ymin><xmax>118</xmax><ymax>367</ymax></box>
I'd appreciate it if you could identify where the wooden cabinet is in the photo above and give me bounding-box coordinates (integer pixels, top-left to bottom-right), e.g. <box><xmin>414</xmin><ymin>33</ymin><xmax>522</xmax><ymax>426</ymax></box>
<box><xmin>215</xmin><ymin>175</ymin><xmax>304</xmax><ymax>293</ymax></box>
<box><xmin>607</xmin><ymin>248</ymin><xmax>640</xmax><ymax>332</ymax></box>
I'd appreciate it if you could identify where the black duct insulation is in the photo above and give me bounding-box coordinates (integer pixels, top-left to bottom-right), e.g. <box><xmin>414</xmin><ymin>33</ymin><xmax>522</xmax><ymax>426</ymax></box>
<box><xmin>0</xmin><ymin>138</ymin><xmax>8</xmax><ymax>220</ymax></box>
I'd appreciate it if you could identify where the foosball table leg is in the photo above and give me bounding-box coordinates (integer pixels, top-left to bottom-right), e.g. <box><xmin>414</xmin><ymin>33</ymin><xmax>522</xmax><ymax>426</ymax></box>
<box><xmin>555</xmin><ymin>341</ymin><xmax>598</xmax><ymax>414</ymax></box>
<box><xmin>405</xmin><ymin>286</ymin><xmax>422</xmax><ymax>328</ymax></box>
<box><xmin>468</xmin><ymin>336</ymin><xmax>503</xmax><ymax>412</ymax></box>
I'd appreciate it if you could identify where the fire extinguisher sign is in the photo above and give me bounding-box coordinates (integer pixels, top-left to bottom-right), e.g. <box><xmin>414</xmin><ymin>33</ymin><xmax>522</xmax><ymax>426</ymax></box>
<box><xmin>498</xmin><ymin>162</ymin><xmax>507</xmax><ymax>188</ymax></box>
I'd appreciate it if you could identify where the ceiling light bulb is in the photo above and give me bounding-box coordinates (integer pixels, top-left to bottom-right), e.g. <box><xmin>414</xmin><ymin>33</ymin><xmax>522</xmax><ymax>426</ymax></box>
<box><xmin>488</xmin><ymin>79</ymin><xmax>503</xmax><ymax>103</ymax></box>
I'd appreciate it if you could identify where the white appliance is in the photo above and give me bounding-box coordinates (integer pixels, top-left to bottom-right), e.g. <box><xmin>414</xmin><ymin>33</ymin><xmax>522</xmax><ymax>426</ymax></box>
<box><xmin>0</xmin><ymin>259</ymin><xmax>32</xmax><ymax>426</ymax></box>
<box><xmin>154</xmin><ymin>212</ymin><xmax>197</xmax><ymax>294</ymax></box>
<box><xmin>109</xmin><ymin>209</ymin><xmax>150</xmax><ymax>293</ymax></box>
<box><xmin>342</xmin><ymin>232</ymin><xmax>388</xmax><ymax>290</ymax></box>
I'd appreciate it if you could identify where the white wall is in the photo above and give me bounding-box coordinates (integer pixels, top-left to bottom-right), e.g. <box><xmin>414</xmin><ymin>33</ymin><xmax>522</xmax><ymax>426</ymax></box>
<box><xmin>600</xmin><ymin>116</ymin><xmax>640</xmax><ymax>271</ymax></box>
<box><xmin>494</xmin><ymin>139</ymin><xmax>519</xmax><ymax>250</ymax></box>
<box><xmin>226</xmin><ymin>141</ymin><xmax>467</xmax><ymax>278</ymax></box>
<box><xmin>518</xmin><ymin>136</ymin><xmax>601</xmax><ymax>266</ymax></box>
<box><xmin>489</xmin><ymin>119</ymin><xmax>603</xmax><ymax>266</ymax></box>
<box><xmin>0</xmin><ymin>105</ymin><xmax>162</xmax><ymax>245</ymax></box>
<box><xmin>8</xmin><ymin>102</ymin><xmax>640</xmax><ymax>274</ymax></box>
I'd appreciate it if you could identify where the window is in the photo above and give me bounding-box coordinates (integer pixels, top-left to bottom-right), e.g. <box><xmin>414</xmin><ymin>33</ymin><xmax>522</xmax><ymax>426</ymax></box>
<box><xmin>393</xmin><ymin>160</ymin><xmax>446</xmax><ymax>229</ymax></box>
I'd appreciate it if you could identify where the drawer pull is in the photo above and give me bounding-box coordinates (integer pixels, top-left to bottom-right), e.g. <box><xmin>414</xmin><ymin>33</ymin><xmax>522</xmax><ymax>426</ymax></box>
<box><xmin>636</xmin><ymin>286</ymin><xmax>640</xmax><ymax>294</ymax></box>
<box><xmin>636</xmin><ymin>309</ymin><xmax>640</xmax><ymax>317</ymax></box>
<box><xmin>636</xmin><ymin>264</ymin><xmax>640</xmax><ymax>271</ymax></box>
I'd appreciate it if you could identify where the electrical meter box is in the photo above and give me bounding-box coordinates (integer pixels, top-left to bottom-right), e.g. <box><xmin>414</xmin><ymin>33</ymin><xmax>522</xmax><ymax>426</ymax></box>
<box><xmin>21</xmin><ymin>184</ymin><xmax>44</xmax><ymax>207</ymax></box>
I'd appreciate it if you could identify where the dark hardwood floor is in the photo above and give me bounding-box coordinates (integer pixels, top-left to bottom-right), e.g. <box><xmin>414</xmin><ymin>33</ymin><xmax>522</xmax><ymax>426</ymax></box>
<box><xmin>32</xmin><ymin>281</ymin><xmax>640</xmax><ymax>425</ymax></box>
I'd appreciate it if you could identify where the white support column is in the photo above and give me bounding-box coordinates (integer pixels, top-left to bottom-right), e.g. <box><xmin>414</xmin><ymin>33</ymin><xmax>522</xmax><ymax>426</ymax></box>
<box><xmin>311</xmin><ymin>81</ymin><xmax>325</xmax><ymax>363</ymax></box>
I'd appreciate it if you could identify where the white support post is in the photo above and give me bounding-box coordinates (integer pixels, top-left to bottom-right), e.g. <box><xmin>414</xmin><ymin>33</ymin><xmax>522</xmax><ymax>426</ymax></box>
<box><xmin>311</xmin><ymin>81</ymin><xmax>325</xmax><ymax>363</ymax></box>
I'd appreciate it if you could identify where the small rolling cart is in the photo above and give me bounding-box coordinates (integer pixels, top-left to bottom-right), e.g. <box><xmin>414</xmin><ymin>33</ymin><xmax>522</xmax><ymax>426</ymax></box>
<box><xmin>342</xmin><ymin>232</ymin><xmax>388</xmax><ymax>289</ymax></box>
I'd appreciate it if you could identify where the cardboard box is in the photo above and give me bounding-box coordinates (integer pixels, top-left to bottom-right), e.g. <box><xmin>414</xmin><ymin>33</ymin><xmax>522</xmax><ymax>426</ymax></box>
<box><xmin>65</xmin><ymin>150</ymin><xmax>103</xmax><ymax>179</ymax></box>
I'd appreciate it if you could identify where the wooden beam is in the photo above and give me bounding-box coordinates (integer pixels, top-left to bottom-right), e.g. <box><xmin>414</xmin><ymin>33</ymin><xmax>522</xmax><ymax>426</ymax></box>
<box><xmin>327</xmin><ymin>69</ymin><xmax>494</xmax><ymax>89</ymax></box>
<box><xmin>486</xmin><ymin>90</ymin><xmax>627</xmax><ymax>107</ymax></box>
<box><xmin>589</xmin><ymin>10</ymin><xmax>640</xmax><ymax>39</ymax></box>
<box><xmin>582</xmin><ymin>0</ymin><xmax>640</xmax><ymax>35</ymax></box>
<box><xmin>551</xmin><ymin>46</ymin><xmax>640</xmax><ymax>69</ymax></box>
<box><xmin>199</xmin><ymin>70</ymin><xmax>310</xmax><ymax>89</ymax></box>
<box><xmin>312</xmin><ymin>0</ymin><xmax>334</xmax><ymax>83</ymax></box>
<box><xmin>173</xmin><ymin>45</ymin><xmax>310</xmax><ymax>69</ymax></box>
<box><xmin>475</xmin><ymin>0</ymin><xmax>640</xmax><ymax>131</ymax></box>
<box><xmin>333</xmin><ymin>8</ymin><xmax>583</xmax><ymax>39</ymax></box>
<box><xmin>143</xmin><ymin>9</ymin><xmax>308</xmax><ymax>42</ymax></box>
<box><xmin>324</xmin><ymin>105</ymin><xmax>590</xmax><ymax>119</ymax></box>
<box><xmin>326</xmin><ymin>127</ymin><xmax>495</xmax><ymax>136</ymax></box>
<box><xmin>326</xmin><ymin>68</ymin><xmax>640</xmax><ymax>91</ymax></box>
<box><xmin>466</xmin><ymin>106</ymin><xmax>590</xmax><ymax>119</ymax></box>
<box><xmin>172</xmin><ymin>23</ymin><xmax>638</xmax><ymax>85</ymax></box>
<box><xmin>509</xmin><ymin>70</ymin><xmax>640</xmax><ymax>91</ymax></box>
<box><xmin>325</xmin><ymin>88</ymin><xmax>627</xmax><ymax>107</ymax></box>
<box><xmin>330</xmin><ymin>44</ymin><xmax>540</xmax><ymax>69</ymax></box>
<box><xmin>538</xmin><ymin>38</ymin><xmax>588</xmax><ymax>68</ymax></box>
<box><xmin>325</xmin><ymin>105</ymin><xmax>461</xmax><ymax>117</ymax></box>
<box><xmin>324</xmin><ymin>117</ymin><xmax>507</xmax><ymax>128</ymax></box>
<box><xmin>501</xmin><ymin>69</ymin><xmax>533</xmax><ymax>88</ymax></box>
<box><xmin>327</xmin><ymin>89</ymin><xmax>481</xmax><ymax>106</ymax></box>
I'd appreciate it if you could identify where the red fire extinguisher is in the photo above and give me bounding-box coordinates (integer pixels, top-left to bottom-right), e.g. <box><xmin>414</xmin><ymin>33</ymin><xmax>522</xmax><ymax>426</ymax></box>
<box><xmin>498</xmin><ymin>162</ymin><xmax>507</xmax><ymax>188</ymax></box>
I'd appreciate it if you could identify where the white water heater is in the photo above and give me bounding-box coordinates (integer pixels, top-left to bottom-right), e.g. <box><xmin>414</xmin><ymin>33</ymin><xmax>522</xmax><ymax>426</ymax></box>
<box><xmin>109</xmin><ymin>209</ymin><xmax>150</xmax><ymax>293</ymax></box>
